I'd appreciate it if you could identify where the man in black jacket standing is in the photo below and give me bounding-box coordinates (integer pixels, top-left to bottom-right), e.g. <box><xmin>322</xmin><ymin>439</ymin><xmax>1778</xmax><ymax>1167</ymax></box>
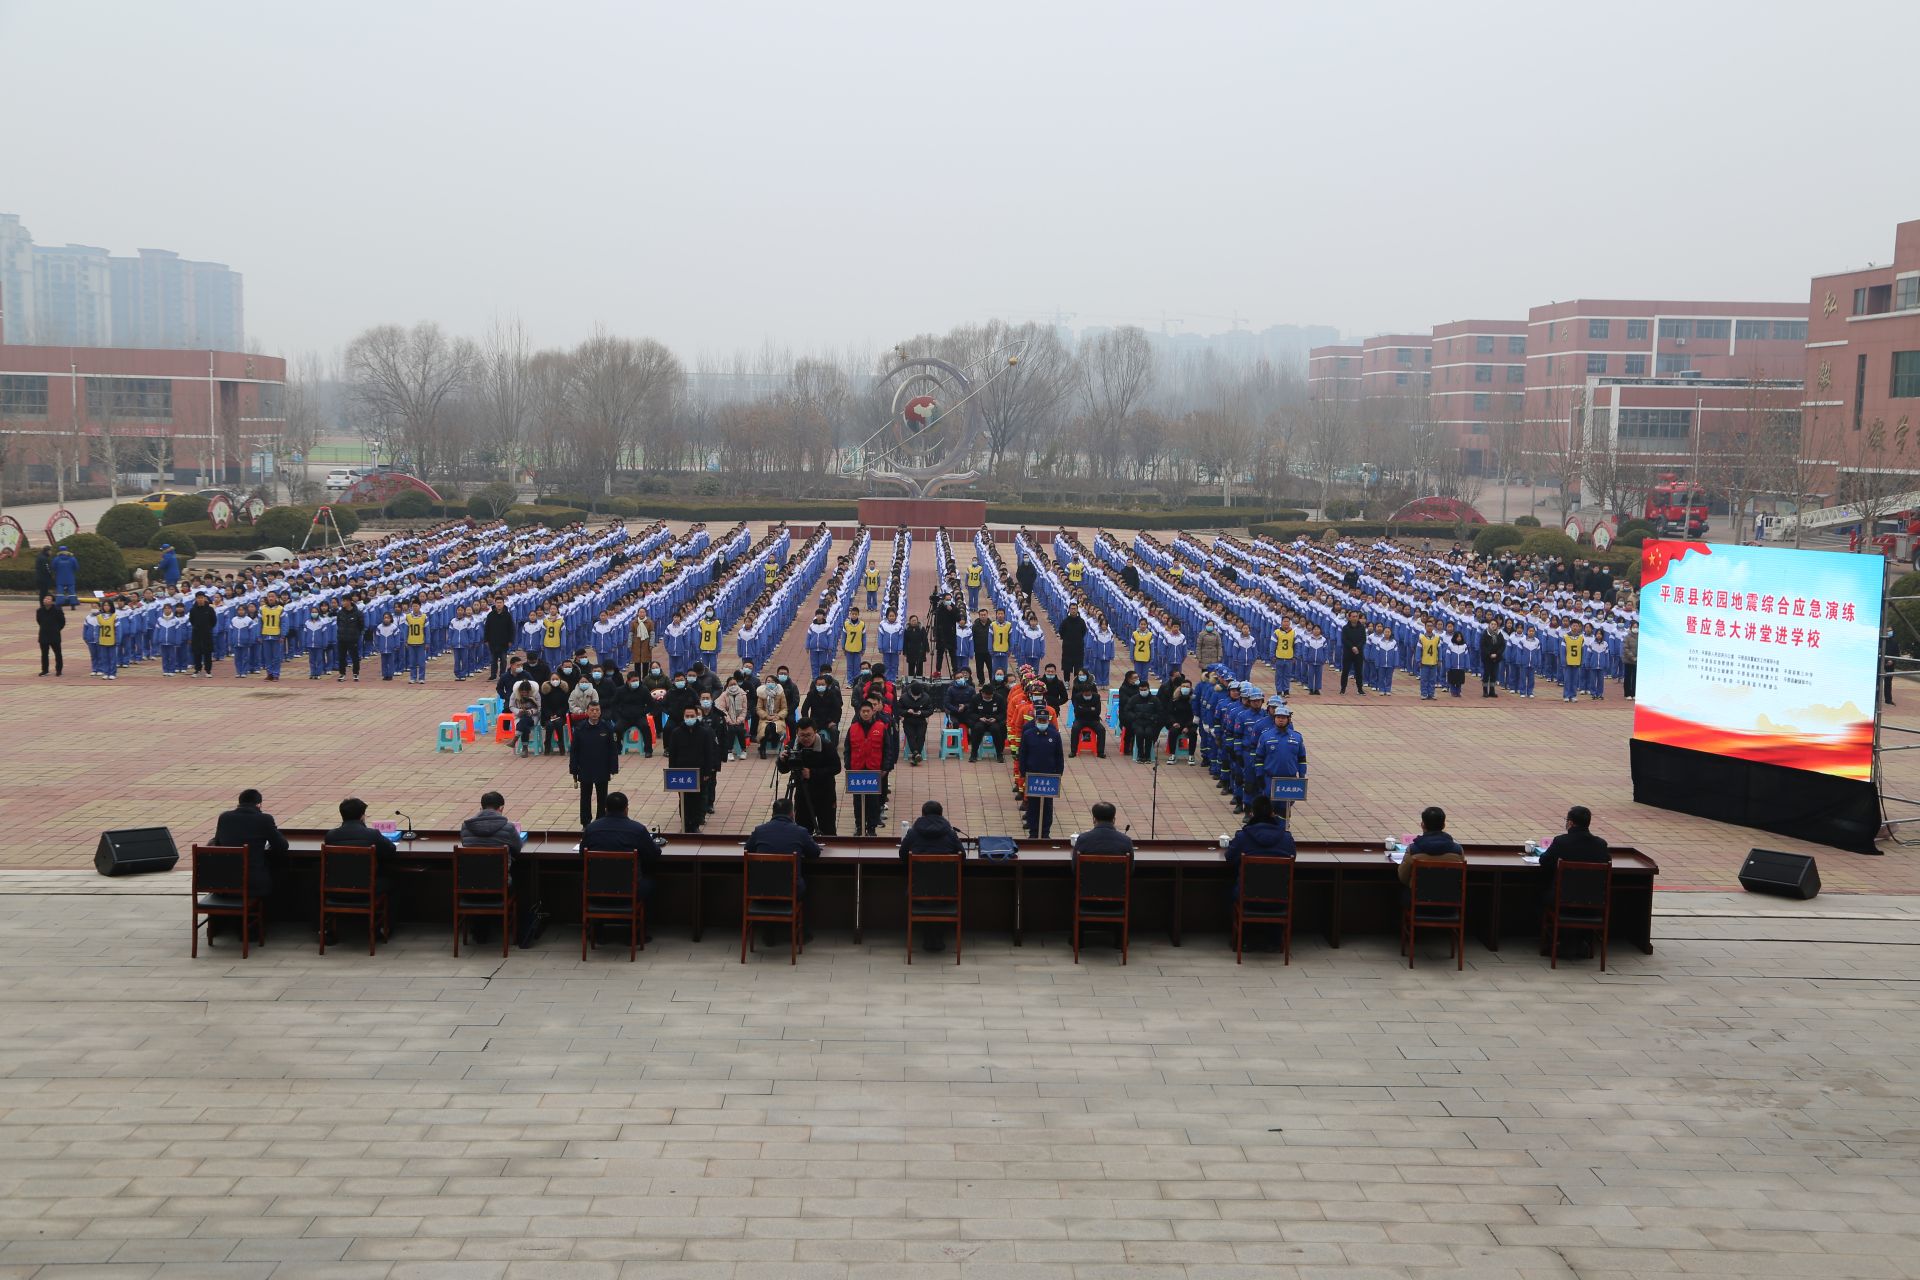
<box><xmin>777</xmin><ymin>719</ymin><xmax>842</xmax><ymax>835</ymax></box>
<box><xmin>1478</xmin><ymin>625</ymin><xmax>1506</xmax><ymax>698</ymax></box>
<box><xmin>1338</xmin><ymin>611</ymin><xmax>1368</xmax><ymax>695</ymax></box>
<box><xmin>188</xmin><ymin>591</ymin><xmax>217</xmax><ymax>677</ymax></box>
<box><xmin>35</xmin><ymin>593</ymin><xmax>64</xmax><ymax>677</ymax></box>
<box><xmin>1015</xmin><ymin>553</ymin><xmax>1037</xmax><ymax>597</ymax></box>
<box><xmin>970</xmin><ymin>609</ymin><xmax>994</xmax><ymax>683</ymax></box>
<box><xmin>569</xmin><ymin>702</ymin><xmax>622</xmax><ymax>828</ymax></box>
<box><xmin>336</xmin><ymin>598</ymin><xmax>367</xmax><ymax>683</ymax></box>
<box><xmin>931</xmin><ymin>594</ymin><xmax>961</xmax><ymax>677</ymax></box>
<box><xmin>484</xmin><ymin>599</ymin><xmax>517</xmax><ymax>680</ymax></box>
<box><xmin>1058</xmin><ymin>604</ymin><xmax>1088</xmax><ymax>683</ymax></box>
<box><xmin>665</xmin><ymin>701</ymin><xmax>722</xmax><ymax>832</ymax></box>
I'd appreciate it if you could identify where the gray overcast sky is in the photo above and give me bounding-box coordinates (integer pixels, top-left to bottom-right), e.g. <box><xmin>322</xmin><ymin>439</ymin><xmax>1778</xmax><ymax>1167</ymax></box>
<box><xmin>4</xmin><ymin>0</ymin><xmax>1917</xmax><ymax>361</ymax></box>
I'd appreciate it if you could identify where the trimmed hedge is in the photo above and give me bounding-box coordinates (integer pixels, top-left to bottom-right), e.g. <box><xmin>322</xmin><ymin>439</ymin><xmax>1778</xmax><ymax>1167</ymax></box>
<box><xmin>150</xmin><ymin>529</ymin><xmax>197</xmax><ymax>557</ymax></box>
<box><xmin>384</xmin><ymin>490</ymin><xmax>434</xmax><ymax>518</ymax></box>
<box><xmin>504</xmin><ymin>505</ymin><xmax>591</xmax><ymax>530</ymax></box>
<box><xmin>162</xmin><ymin>494</ymin><xmax>209</xmax><ymax>525</ymax></box>
<box><xmin>0</xmin><ymin>533</ymin><xmax>132</xmax><ymax>593</ymax></box>
<box><xmin>468</xmin><ymin>482</ymin><xmax>519</xmax><ymax>520</ymax></box>
<box><xmin>151</xmin><ymin>519</ymin><xmax>264</xmax><ymax>551</ymax></box>
<box><xmin>1472</xmin><ymin>525</ymin><xmax>1526</xmax><ymax>557</ymax></box>
<box><xmin>1518</xmin><ymin>530</ymin><xmax>1580</xmax><ymax>560</ymax></box>
<box><xmin>1513</xmin><ymin>514</ymin><xmax>1542</xmax><ymax>527</ymax></box>
<box><xmin>96</xmin><ymin>503</ymin><xmax>161</xmax><ymax>548</ymax></box>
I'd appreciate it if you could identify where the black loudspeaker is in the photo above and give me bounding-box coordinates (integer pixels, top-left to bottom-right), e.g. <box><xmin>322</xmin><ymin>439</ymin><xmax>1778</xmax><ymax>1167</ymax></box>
<box><xmin>94</xmin><ymin>827</ymin><xmax>180</xmax><ymax>877</ymax></box>
<box><xmin>1738</xmin><ymin>848</ymin><xmax>1820</xmax><ymax>900</ymax></box>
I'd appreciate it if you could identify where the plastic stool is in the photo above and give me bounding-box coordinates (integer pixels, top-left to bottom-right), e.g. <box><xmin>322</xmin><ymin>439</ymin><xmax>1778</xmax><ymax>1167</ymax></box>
<box><xmin>494</xmin><ymin>714</ymin><xmax>516</xmax><ymax>744</ymax></box>
<box><xmin>479</xmin><ymin>696</ymin><xmax>502</xmax><ymax>722</ymax></box>
<box><xmin>623</xmin><ymin>726</ymin><xmax>646</xmax><ymax>754</ymax></box>
<box><xmin>452</xmin><ymin>712</ymin><xmax>476</xmax><ymax>742</ymax></box>
<box><xmin>939</xmin><ymin>727</ymin><xmax>965</xmax><ymax>760</ymax></box>
<box><xmin>467</xmin><ymin>702</ymin><xmax>488</xmax><ymax>727</ymax></box>
<box><xmin>1076</xmin><ymin>726</ymin><xmax>1099</xmax><ymax>754</ymax></box>
<box><xmin>437</xmin><ymin>721</ymin><xmax>462</xmax><ymax>752</ymax></box>
<box><xmin>1108</xmin><ymin>690</ymin><xmax>1120</xmax><ymax>728</ymax></box>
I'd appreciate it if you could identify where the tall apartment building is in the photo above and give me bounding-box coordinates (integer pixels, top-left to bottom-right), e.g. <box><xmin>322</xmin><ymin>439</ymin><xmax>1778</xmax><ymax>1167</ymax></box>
<box><xmin>1429</xmin><ymin>319</ymin><xmax>1526</xmax><ymax>474</ymax></box>
<box><xmin>0</xmin><ymin>214</ymin><xmax>245</xmax><ymax>350</ymax></box>
<box><xmin>1802</xmin><ymin>218</ymin><xmax>1920</xmax><ymax>491</ymax></box>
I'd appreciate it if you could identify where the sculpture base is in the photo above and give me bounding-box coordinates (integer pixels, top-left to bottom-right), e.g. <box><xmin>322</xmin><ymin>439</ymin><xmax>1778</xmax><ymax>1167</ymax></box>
<box><xmin>857</xmin><ymin>497</ymin><xmax>987</xmax><ymax>533</ymax></box>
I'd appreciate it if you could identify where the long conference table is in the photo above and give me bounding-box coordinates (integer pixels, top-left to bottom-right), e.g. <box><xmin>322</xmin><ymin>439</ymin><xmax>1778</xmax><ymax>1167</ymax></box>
<box><xmin>274</xmin><ymin>830</ymin><xmax>1659</xmax><ymax>954</ymax></box>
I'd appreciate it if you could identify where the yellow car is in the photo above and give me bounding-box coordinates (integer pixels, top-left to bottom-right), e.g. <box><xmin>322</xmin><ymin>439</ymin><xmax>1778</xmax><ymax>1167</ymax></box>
<box><xmin>133</xmin><ymin>490</ymin><xmax>190</xmax><ymax>513</ymax></box>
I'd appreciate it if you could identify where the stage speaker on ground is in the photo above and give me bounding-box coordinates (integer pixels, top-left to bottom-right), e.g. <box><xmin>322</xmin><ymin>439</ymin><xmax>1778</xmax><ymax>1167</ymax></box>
<box><xmin>94</xmin><ymin>827</ymin><xmax>180</xmax><ymax>877</ymax></box>
<box><xmin>1737</xmin><ymin>848</ymin><xmax>1820</xmax><ymax>900</ymax></box>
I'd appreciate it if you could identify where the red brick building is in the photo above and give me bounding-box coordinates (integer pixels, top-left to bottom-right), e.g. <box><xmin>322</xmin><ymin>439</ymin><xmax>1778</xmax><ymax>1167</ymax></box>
<box><xmin>1429</xmin><ymin>319</ymin><xmax>1526</xmax><ymax>475</ymax></box>
<box><xmin>1306</xmin><ymin>344</ymin><xmax>1362</xmax><ymax>402</ymax></box>
<box><xmin>1802</xmin><ymin>219</ymin><xmax>1920</xmax><ymax>492</ymax></box>
<box><xmin>0</xmin><ymin>309</ymin><xmax>285</xmax><ymax>488</ymax></box>
<box><xmin>1523</xmin><ymin>299</ymin><xmax>1807</xmax><ymax>461</ymax></box>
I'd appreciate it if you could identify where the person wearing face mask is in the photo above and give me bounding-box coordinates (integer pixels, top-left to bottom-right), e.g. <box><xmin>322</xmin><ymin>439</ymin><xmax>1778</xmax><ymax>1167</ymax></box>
<box><xmin>511</xmin><ymin>678</ymin><xmax>542</xmax><ymax>756</ymax></box>
<box><xmin>805</xmin><ymin>609</ymin><xmax>834</xmax><ymax>677</ymax></box>
<box><xmin>802</xmin><ymin>667</ymin><xmax>844</xmax><ymax>749</ymax></box>
<box><xmin>540</xmin><ymin>677</ymin><xmax>571</xmax><ymax>753</ymax></box>
<box><xmin>662</xmin><ymin>696</ymin><xmax>721</xmax><ymax>832</ymax></box>
<box><xmin>717</xmin><ymin>675</ymin><xmax>751</xmax><ymax>761</ymax></box>
<box><xmin>569</xmin><ymin>702</ymin><xmax>622</xmax><ymax>828</ymax></box>
<box><xmin>842</xmin><ymin>701</ymin><xmax>898</xmax><ymax>836</ymax></box>
<box><xmin>568</xmin><ymin>669</ymin><xmax>602</xmax><ymax>716</ymax></box>
<box><xmin>610</xmin><ymin>669</ymin><xmax>654</xmax><ymax>756</ymax></box>
<box><xmin>967</xmin><ymin>672</ymin><xmax>1009</xmax><ymax>763</ymax></box>
<box><xmin>756</xmin><ymin>673</ymin><xmax>790</xmax><ymax>757</ymax></box>
<box><xmin>902</xmin><ymin>613</ymin><xmax>929</xmax><ymax>678</ymax></box>
<box><xmin>1194</xmin><ymin>619</ymin><xmax>1224</xmax><ymax>669</ymax></box>
<box><xmin>663</xmin><ymin>671</ymin><xmax>697</xmax><ymax>726</ymax></box>
<box><xmin>897</xmin><ymin>678</ymin><xmax>934</xmax><ymax>765</ymax></box>
<box><xmin>1019</xmin><ymin>704</ymin><xmax>1065</xmax><ymax>838</ymax></box>
<box><xmin>1069</xmin><ymin>671</ymin><xmax>1106</xmax><ymax>758</ymax></box>
<box><xmin>777</xmin><ymin>719</ymin><xmax>843</xmax><ymax>836</ymax></box>
<box><xmin>941</xmin><ymin>671</ymin><xmax>973</xmax><ymax>739</ymax></box>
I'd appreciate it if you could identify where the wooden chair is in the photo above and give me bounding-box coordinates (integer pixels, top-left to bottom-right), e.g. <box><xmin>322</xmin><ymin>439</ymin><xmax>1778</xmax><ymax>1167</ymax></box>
<box><xmin>191</xmin><ymin>844</ymin><xmax>264</xmax><ymax>958</ymax></box>
<box><xmin>318</xmin><ymin>843</ymin><xmax>391</xmax><ymax>956</ymax></box>
<box><xmin>1072</xmin><ymin>853</ymin><xmax>1132</xmax><ymax>964</ymax></box>
<box><xmin>1233</xmin><ymin>854</ymin><xmax>1295</xmax><ymax>964</ymax></box>
<box><xmin>906</xmin><ymin>851</ymin><xmax>963</xmax><ymax>964</ymax></box>
<box><xmin>1401</xmin><ymin>859</ymin><xmax>1467</xmax><ymax>970</ymax></box>
<box><xmin>452</xmin><ymin>844</ymin><xmax>516</xmax><ymax>958</ymax></box>
<box><xmin>1543</xmin><ymin>862</ymin><xmax>1612</xmax><ymax>970</ymax></box>
<box><xmin>581</xmin><ymin>847</ymin><xmax>645</xmax><ymax>961</ymax></box>
<box><xmin>741</xmin><ymin>853</ymin><xmax>802</xmax><ymax>964</ymax></box>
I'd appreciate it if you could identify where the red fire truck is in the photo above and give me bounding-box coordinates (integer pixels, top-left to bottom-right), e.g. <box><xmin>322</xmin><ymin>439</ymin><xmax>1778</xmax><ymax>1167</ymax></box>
<box><xmin>1643</xmin><ymin>473</ymin><xmax>1709</xmax><ymax>536</ymax></box>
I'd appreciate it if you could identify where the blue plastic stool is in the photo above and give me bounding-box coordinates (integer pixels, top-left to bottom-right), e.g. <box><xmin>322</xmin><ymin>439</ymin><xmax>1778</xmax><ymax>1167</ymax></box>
<box><xmin>1108</xmin><ymin>689</ymin><xmax>1120</xmax><ymax>728</ymax></box>
<box><xmin>622</xmin><ymin>726</ymin><xmax>646</xmax><ymax>755</ymax></box>
<box><xmin>436</xmin><ymin>721</ymin><xmax>462</xmax><ymax>752</ymax></box>
<box><xmin>467</xmin><ymin>703</ymin><xmax>488</xmax><ymax>728</ymax></box>
<box><xmin>939</xmin><ymin>727</ymin><xmax>965</xmax><ymax>760</ymax></box>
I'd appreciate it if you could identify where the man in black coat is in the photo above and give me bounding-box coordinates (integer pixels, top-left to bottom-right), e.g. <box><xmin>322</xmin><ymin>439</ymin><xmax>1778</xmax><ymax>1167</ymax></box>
<box><xmin>968</xmin><ymin>676</ymin><xmax>1008</xmax><ymax>762</ymax></box>
<box><xmin>1058</xmin><ymin>604</ymin><xmax>1088</xmax><ymax>682</ymax></box>
<box><xmin>1120</xmin><ymin>561</ymin><xmax>1141</xmax><ymax>592</ymax></box>
<box><xmin>568</xmin><ymin>703</ymin><xmax>622</xmax><ymax>828</ymax></box>
<box><xmin>776</xmin><ymin>719</ymin><xmax>842</xmax><ymax>835</ymax></box>
<box><xmin>1478</xmin><ymin>626</ymin><xmax>1506</xmax><ymax>698</ymax></box>
<box><xmin>1538</xmin><ymin>804</ymin><xmax>1611</xmax><ymax>955</ymax></box>
<box><xmin>665</xmin><ymin>703</ymin><xmax>723</xmax><ymax>832</ymax></box>
<box><xmin>745</xmin><ymin>797</ymin><xmax>823</xmax><ymax>943</ymax></box>
<box><xmin>335</xmin><ymin>599</ymin><xmax>367</xmax><ymax>682</ymax></box>
<box><xmin>897</xmin><ymin>678</ymin><xmax>934</xmax><ymax>765</ymax></box>
<box><xmin>969</xmin><ymin>610</ymin><xmax>994</xmax><ymax>682</ymax></box>
<box><xmin>33</xmin><ymin>547</ymin><xmax>54</xmax><ymax>599</ymax></box>
<box><xmin>931</xmin><ymin>595</ymin><xmax>962</xmax><ymax>677</ymax></box>
<box><xmin>899</xmin><ymin>799</ymin><xmax>963</xmax><ymax>952</ymax></box>
<box><xmin>902</xmin><ymin>615</ymin><xmax>929</xmax><ymax>678</ymax></box>
<box><xmin>1015</xmin><ymin>555</ymin><xmax>1037</xmax><ymax>596</ymax></box>
<box><xmin>211</xmin><ymin>788</ymin><xmax>290</xmax><ymax>902</ymax></box>
<box><xmin>483</xmin><ymin>600</ymin><xmax>517</xmax><ymax>679</ymax></box>
<box><xmin>323</xmin><ymin>796</ymin><xmax>396</xmax><ymax>898</ymax></box>
<box><xmin>1338</xmin><ymin>611</ymin><xmax>1368</xmax><ymax>695</ymax></box>
<box><xmin>188</xmin><ymin>592</ymin><xmax>217</xmax><ymax>677</ymax></box>
<box><xmin>35</xmin><ymin>593</ymin><xmax>64</xmax><ymax>677</ymax></box>
<box><xmin>582</xmin><ymin>791</ymin><xmax>665</xmax><ymax>900</ymax></box>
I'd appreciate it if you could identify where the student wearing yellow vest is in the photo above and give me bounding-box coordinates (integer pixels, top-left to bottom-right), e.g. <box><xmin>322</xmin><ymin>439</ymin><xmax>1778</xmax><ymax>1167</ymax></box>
<box><xmin>698</xmin><ymin>607</ymin><xmax>722</xmax><ymax>659</ymax></box>
<box><xmin>1169</xmin><ymin>561</ymin><xmax>1184</xmax><ymax>582</ymax></box>
<box><xmin>990</xmin><ymin>609</ymin><xmax>1013</xmax><ymax>671</ymax></box>
<box><xmin>763</xmin><ymin>558</ymin><xmax>779</xmax><ymax>587</ymax></box>
<box><xmin>1131</xmin><ymin>623</ymin><xmax>1154</xmax><ymax>681</ymax></box>
<box><xmin>1417</xmin><ymin>622</ymin><xmax>1442</xmax><ymax>700</ymax></box>
<box><xmin>1561</xmin><ymin>626</ymin><xmax>1584</xmax><ymax>703</ymax></box>
<box><xmin>405</xmin><ymin>607</ymin><xmax>430</xmax><ymax>684</ymax></box>
<box><xmin>864</xmin><ymin>562</ymin><xmax>881</xmax><ymax>609</ymax></box>
<box><xmin>1065</xmin><ymin>558</ymin><xmax>1083</xmax><ymax>586</ymax></box>
<box><xmin>842</xmin><ymin>607</ymin><xmax>867</xmax><ymax>683</ymax></box>
<box><xmin>259</xmin><ymin>594</ymin><xmax>286</xmax><ymax>681</ymax></box>
<box><xmin>540</xmin><ymin>608</ymin><xmax>565</xmax><ymax>665</ymax></box>
<box><xmin>90</xmin><ymin>602</ymin><xmax>119</xmax><ymax>679</ymax></box>
<box><xmin>1272</xmin><ymin>623</ymin><xmax>1296</xmax><ymax>695</ymax></box>
<box><xmin>965</xmin><ymin>561</ymin><xmax>983</xmax><ymax>609</ymax></box>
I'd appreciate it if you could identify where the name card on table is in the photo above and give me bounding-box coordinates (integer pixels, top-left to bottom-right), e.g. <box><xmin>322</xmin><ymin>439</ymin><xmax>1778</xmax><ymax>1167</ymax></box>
<box><xmin>1268</xmin><ymin>776</ymin><xmax>1308</xmax><ymax>803</ymax></box>
<box><xmin>845</xmin><ymin>770</ymin><xmax>883</xmax><ymax>795</ymax></box>
<box><xmin>1024</xmin><ymin>772</ymin><xmax>1061</xmax><ymax>798</ymax></box>
<box><xmin>663</xmin><ymin>768</ymin><xmax>701</xmax><ymax>792</ymax></box>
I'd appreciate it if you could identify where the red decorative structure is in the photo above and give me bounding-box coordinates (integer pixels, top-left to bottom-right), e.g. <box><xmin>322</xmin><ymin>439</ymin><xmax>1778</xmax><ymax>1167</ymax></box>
<box><xmin>341</xmin><ymin>472</ymin><xmax>444</xmax><ymax>506</ymax></box>
<box><xmin>0</xmin><ymin>515</ymin><xmax>26</xmax><ymax>558</ymax></box>
<box><xmin>858</xmin><ymin>497</ymin><xmax>987</xmax><ymax>534</ymax></box>
<box><xmin>44</xmin><ymin>508</ymin><xmax>79</xmax><ymax>546</ymax></box>
<box><xmin>1387</xmin><ymin>496</ymin><xmax>1486</xmax><ymax>525</ymax></box>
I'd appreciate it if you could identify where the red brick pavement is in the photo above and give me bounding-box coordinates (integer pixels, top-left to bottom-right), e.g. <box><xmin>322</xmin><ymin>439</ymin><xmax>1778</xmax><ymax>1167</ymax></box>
<box><xmin>3</xmin><ymin>524</ymin><xmax>1917</xmax><ymax>893</ymax></box>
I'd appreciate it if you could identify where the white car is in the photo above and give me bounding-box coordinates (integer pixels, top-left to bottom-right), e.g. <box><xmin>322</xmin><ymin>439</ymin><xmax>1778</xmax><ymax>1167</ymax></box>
<box><xmin>323</xmin><ymin>468</ymin><xmax>354</xmax><ymax>492</ymax></box>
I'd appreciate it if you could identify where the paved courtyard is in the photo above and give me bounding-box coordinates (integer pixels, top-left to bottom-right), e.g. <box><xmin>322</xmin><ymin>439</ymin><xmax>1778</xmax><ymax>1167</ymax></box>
<box><xmin>0</xmin><ymin>876</ymin><xmax>1918</xmax><ymax>1278</ymax></box>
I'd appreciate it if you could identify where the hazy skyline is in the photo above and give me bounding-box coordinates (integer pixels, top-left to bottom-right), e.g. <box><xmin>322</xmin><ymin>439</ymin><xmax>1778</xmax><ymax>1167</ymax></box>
<box><xmin>4</xmin><ymin>0</ymin><xmax>1916</xmax><ymax>362</ymax></box>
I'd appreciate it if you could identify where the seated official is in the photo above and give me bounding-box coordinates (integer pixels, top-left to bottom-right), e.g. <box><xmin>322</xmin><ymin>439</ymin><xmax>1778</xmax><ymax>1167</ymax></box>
<box><xmin>899</xmin><ymin>800</ymin><xmax>963</xmax><ymax>952</ymax></box>
<box><xmin>1072</xmin><ymin>802</ymin><xmax>1135</xmax><ymax>860</ymax></box>
<box><xmin>212</xmin><ymin>787</ymin><xmax>289</xmax><ymax>903</ymax></box>
<box><xmin>582</xmin><ymin>791</ymin><xmax>666</xmax><ymax>898</ymax></box>
<box><xmin>1398</xmin><ymin>805</ymin><xmax>1465</xmax><ymax>887</ymax></box>
<box><xmin>744</xmin><ymin>797</ymin><xmax>822</xmax><ymax>947</ymax></box>
<box><xmin>1539</xmin><ymin>804</ymin><xmax>1610</xmax><ymax>882</ymax></box>
<box><xmin>1225</xmin><ymin>796</ymin><xmax>1295</xmax><ymax>887</ymax></box>
<box><xmin>322</xmin><ymin>796</ymin><xmax>396</xmax><ymax>895</ymax></box>
<box><xmin>459</xmin><ymin>790</ymin><xmax>523</xmax><ymax>864</ymax></box>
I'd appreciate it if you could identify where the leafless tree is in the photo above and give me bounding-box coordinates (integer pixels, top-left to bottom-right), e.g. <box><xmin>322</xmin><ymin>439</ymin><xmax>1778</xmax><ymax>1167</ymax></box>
<box><xmin>1183</xmin><ymin>407</ymin><xmax>1255</xmax><ymax>505</ymax></box>
<box><xmin>1080</xmin><ymin>327</ymin><xmax>1155</xmax><ymax>482</ymax></box>
<box><xmin>1836</xmin><ymin>412</ymin><xmax>1920</xmax><ymax>553</ymax></box>
<box><xmin>944</xmin><ymin>321</ymin><xmax>1075</xmax><ymax>475</ymax></box>
<box><xmin>344</xmin><ymin>322</ymin><xmax>478</xmax><ymax>481</ymax></box>
<box><xmin>1299</xmin><ymin>394</ymin><xmax>1354</xmax><ymax>515</ymax></box>
<box><xmin>476</xmin><ymin>317</ymin><xmax>536</xmax><ymax>482</ymax></box>
<box><xmin>566</xmin><ymin>330</ymin><xmax>684</xmax><ymax>492</ymax></box>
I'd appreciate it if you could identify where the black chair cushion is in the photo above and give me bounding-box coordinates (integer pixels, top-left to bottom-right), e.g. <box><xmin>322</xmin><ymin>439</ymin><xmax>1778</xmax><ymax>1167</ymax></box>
<box><xmin>323</xmin><ymin>894</ymin><xmax>373</xmax><ymax>908</ymax></box>
<box><xmin>585</xmin><ymin>895</ymin><xmax>636</xmax><ymax>912</ymax></box>
<box><xmin>1239</xmin><ymin>904</ymin><xmax>1292</xmax><ymax>921</ymax></box>
<box><xmin>197</xmin><ymin>894</ymin><xmax>249</xmax><ymax>910</ymax></box>
<box><xmin>745</xmin><ymin>897</ymin><xmax>796</xmax><ymax>914</ymax></box>
<box><xmin>1556</xmin><ymin>907</ymin><xmax>1604</xmax><ymax>925</ymax></box>
<box><xmin>1412</xmin><ymin>906</ymin><xmax>1461</xmax><ymax>923</ymax></box>
<box><xmin>1077</xmin><ymin>903</ymin><xmax>1127</xmax><ymax>918</ymax></box>
<box><xmin>457</xmin><ymin>895</ymin><xmax>508</xmax><ymax>910</ymax></box>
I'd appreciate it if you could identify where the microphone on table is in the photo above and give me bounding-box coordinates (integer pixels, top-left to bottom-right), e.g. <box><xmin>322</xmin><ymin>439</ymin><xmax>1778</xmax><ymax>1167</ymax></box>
<box><xmin>393</xmin><ymin>809</ymin><xmax>416</xmax><ymax>841</ymax></box>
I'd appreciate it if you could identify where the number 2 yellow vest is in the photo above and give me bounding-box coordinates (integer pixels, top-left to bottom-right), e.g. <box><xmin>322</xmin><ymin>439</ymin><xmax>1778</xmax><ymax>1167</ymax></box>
<box><xmin>1132</xmin><ymin>630</ymin><xmax>1152</xmax><ymax>662</ymax></box>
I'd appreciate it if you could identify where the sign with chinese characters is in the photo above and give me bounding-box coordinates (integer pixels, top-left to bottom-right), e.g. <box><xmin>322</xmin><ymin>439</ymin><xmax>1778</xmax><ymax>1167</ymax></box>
<box><xmin>845</xmin><ymin>770</ymin><xmax>883</xmax><ymax>795</ymax></box>
<box><xmin>663</xmin><ymin>768</ymin><xmax>700</xmax><ymax>792</ymax></box>
<box><xmin>1023</xmin><ymin>772</ymin><xmax>1061</xmax><ymax>798</ymax></box>
<box><xmin>1633</xmin><ymin>541</ymin><xmax>1880</xmax><ymax>780</ymax></box>
<box><xmin>1268</xmin><ymin>776</ymin><xmax>1308</xmax><ymax>802</ymax></box>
